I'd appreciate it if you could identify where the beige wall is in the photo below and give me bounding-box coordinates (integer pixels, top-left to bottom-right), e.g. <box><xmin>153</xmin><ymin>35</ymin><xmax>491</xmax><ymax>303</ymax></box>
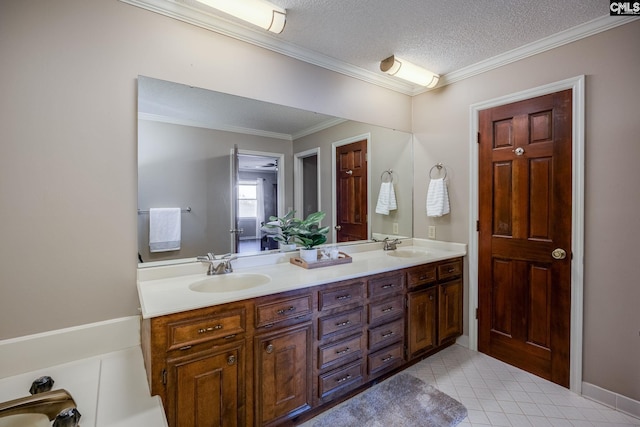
<box><xmin>0</xmin><ymin>0</ymin><xmax>410</xmax><ymax>340</ymax></box>
<box><xmin>412</xmin><ymin>21</ymin><xmax>640</xmax><ymax>401</ymax></box>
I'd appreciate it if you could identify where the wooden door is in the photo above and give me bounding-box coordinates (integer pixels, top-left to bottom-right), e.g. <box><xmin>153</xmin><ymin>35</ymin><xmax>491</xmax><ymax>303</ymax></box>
<box><xmin>407</xmin><ymin>287</ymin><xmax>437</xmax><ymax>359</ymax></box>
<box><xmin>167</xmin><ymin>344</ymin><xmax>244</xmax><ymax>427</ymax></box>
<box><xmin>478</xmin><ymin>90</ymin><xmax>572</xmax><ymax>387</ymax></box>
<box><xmin>335</xmin><ymin>140</ymin><xmax>368</xmax><ymax>242</ymax></box>
<box><xmin>255</xmin><ymin>323</ymin><xmax>312</xmax><ymax>426</ymax></box>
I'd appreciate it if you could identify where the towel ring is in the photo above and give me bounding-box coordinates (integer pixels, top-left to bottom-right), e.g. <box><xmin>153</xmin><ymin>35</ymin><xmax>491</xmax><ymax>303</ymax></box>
<box><xmin>429</xmin><ymin>163</ymin><xmax>447</xmax><ymax>180</ymax></box>
<box><xmin>381</xmin><ymin>169</ymin><xmax>393</xmax><ymax>183</ymax></box>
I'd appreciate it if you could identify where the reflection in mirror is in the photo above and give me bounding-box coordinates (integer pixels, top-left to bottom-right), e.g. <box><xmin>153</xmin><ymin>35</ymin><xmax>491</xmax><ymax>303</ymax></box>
<box><xmin>137</xmin><ymin>76</ymin><xmax>413</xmax><ymax>266</ymax></box>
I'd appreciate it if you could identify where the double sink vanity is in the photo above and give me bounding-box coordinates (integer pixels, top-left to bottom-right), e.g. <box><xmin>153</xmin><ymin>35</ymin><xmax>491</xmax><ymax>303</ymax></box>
<box><xmin>137</xmin><ymin>239</ymin><xmax>466</xmax><ymax>426</ymax></box>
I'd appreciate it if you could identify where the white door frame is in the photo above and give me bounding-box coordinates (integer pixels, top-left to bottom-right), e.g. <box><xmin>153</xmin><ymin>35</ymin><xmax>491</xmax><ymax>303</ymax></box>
<box><xmin>331</xmin><ymin>134</ymin><xmax>371</xmax><ymax>242</ymax></box>
<box><xmin>468</xmin><ymin>75</ymin><xmax>585</xmax><ymax>393</ymax></box>
<box><xmin>293</xmin><ymin>148</ymin><xmax>321</xmax><ymax>219</ymax></box>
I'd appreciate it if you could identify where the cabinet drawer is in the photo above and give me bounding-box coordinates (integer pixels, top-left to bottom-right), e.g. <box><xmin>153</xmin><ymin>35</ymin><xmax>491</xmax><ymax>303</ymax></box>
<box><xmin>438</xmin><ymin>259</ymin><xmax>462</xmax><ymax>281</ymax></box>
<box><xmin>368</xmin><ymin>273</ymin><xmax>405</xmax><ymax>299</ymax></box>
<box><xmin>317</xmin><ymin>333</ymin><xmax>365</xmax><ymax>370</ymax></box>
<box><xmin>167</xmin><ymin>309</ymin><xmax>245</xmax><ymax>351</ymax></box>
<box><xmin>318</xmin><ymin>360</ymin><xmax>365</xmax><ymax>399</ymax></box>
<box><xmin>368</xmin><ymin>295</ymin><xmax>404</xmax><ymax>325</ymax></box>
<box><xmin>255</xmin><ymin>294</ymin><xmax>312</xmax><ymax>328</ymax></box>
<box><xmin>318</xmin><ymin>281</ymin><xmax>365</xmax><ymax>312</ymax></box>
<box><xmin>368</xmin><ymin>317</ymin><xmax>403</xmax><ymax>351</ymax></box>
<box><xmin>367</xmin><ymin>342</ymin><xmax>404</xmax><ymax>376</ymax></box>
<box><xmin>318</xmin><ymin>307</ymin><xmax>364</xmax><ymax>339</ymax></box>
<box><xmin>407</xmin><ymin>264</ymin><xmax>436</xmax><ymax>289</ymax></box>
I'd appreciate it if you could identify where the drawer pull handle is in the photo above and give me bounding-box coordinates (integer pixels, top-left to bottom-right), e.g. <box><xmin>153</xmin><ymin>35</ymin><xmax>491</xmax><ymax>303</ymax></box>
<box><xmin>447</xmin><ymin>268</ymin><xmax>455</xmax><ymax>273</ymax></box>
<box><xmin>336</xmin><ymin>294</ymin><xmax>352</xmax><ymax>300</ymax></box>
<box><xmin>419</xmin><ymin>275</ymin><xmax>427</xmax><ymax>280</ymax></box>
<box><xmin>381</xmin><ymin>306</ymin><xmax>394</xmax><ymax>313</ymax></box>
<box><xmin>224</xmin><ymin>334</ymin><xmax>237</xmax><ymax>340</ymax></box>
<box><xmin>381</xmin><ymin>284</ymin><xmax>394</xmax><ymax>289</ymax></box>
<box><xmin>276</xmin><ymin>306</ymin><xmax>296</xmax><ymax>315</ymax></box>
<box><xmin>179</xmin><ymin>345</ymin><xmax>192</xmax><ymax>351</ymax></box>
<box><xmin>198</xmin><ymin>324</ymin><xmax>223</xmax><ymax>334</ymax></box>
<box><xmin>381</xmin><ymin>331</ymin><xmax>394</xmax><ymax>338</ymax></box>
<box><xmin>336</xmin><ymin>320</ymin><xmax>351</xmax><ymax>327</ymax></box>
<box><xmin>336</xmin><ymin>374</ymin><xmax>352</xmax><ymax>383</ymax></box>
<box><xmin>266</xmin><ymin>344</ymin><xmax>274</xmax><ymax>354</ymax></box>
<box><xmin>227</xmin><ymin>355</ymin><xmax>236</xmax><ymax>365</ymax></box>
<box><xmin>381</xmin><ymin>355</ymin><xmax>394</xmax><ymax>363</ymax></box>
<box><xmin>335</xmin><ymin>347</ymin><xmax>350</xmax><ymax>355</ymax></box>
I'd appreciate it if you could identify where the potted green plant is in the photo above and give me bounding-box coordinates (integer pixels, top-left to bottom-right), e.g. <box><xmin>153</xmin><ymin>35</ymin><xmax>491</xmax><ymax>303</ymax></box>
<box><xmin>262</xmin><ymin>210</ymin><xmax>299</xmax><ymax>251</ymax></box>
<box><xmin>291</xmin><ymin>211</ymin><xmax>330</xmax><ymax>263</ymax></box>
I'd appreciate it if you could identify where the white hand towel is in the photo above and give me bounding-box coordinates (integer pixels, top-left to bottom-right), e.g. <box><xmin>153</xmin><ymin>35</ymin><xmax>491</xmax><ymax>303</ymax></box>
<box><xmin>426</xmin><ymin>178</ymin><xmax>450</xmax><ymax>217</ymax></box>
<box><xmin>149</xmin><ymin>208</ymin><xmax>181</xmax><ymax>252</ymax></box>
<box><xmin>375</xmin><ymin>182</ymin><xmax>397</xmax><ymax>215</ymax></box>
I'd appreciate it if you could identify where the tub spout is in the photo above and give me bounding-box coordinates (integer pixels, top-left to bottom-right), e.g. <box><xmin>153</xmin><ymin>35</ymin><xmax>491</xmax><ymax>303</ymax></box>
<box><xmin>0</xmin><ymin>389</ymin><xmax>76</xmax><ymax>421</ymax></box>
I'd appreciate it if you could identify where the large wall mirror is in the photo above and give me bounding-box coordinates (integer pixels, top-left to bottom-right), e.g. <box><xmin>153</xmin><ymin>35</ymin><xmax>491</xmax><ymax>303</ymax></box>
<box><xmin>137</xmin><ymin>76</ymin><xmax>413</xmax><ymax>265</ymax></box>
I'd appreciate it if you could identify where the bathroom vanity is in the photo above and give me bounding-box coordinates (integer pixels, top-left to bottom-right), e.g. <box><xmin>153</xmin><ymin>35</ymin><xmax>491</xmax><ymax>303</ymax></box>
<box><xmin>138</xmin><ymin>240</ymin><xmax>465</xmax><ymax>426</ymax></box>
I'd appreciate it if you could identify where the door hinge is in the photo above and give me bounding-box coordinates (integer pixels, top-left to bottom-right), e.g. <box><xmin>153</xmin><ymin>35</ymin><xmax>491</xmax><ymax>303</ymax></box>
<box><xmin>475</xmin><ymin>308</ymin><xmax>479</xmax><ymax>319</ymax></box>
<box><xmin>162</xmin><ymin>369</ymin><xmax>167</xmax><ymax>385</ymax></box>
<box><xmin>477</xmin><ymin>132</ymin><xmax>480</xmax><ymax>144</ymax></box>
<box><xmin>476</xmin><ymin>220</ymin><xmax>480</xmax><ymax>232</ymax></box>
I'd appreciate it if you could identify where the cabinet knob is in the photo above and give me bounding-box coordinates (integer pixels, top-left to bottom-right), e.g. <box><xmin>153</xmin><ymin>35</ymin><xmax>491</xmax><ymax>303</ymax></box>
<box><xmin>266</xmin><ymin>343</ymin><xmax>274</xmax><ymax>354</ymax></box>
<box><xmin>429</xmin><ymin>295</ymin><xmax>434</xmax><ymax>301</ymax></box>
<box><xmin>227</xmin><ymin>355</ymin><xmax>236</xmax><ymax>365</ymax></box>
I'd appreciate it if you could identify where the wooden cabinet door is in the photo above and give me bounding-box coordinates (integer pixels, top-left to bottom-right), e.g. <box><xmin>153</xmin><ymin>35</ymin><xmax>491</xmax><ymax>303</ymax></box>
<box><xmin>255</xmin><ymin>323</ymin><xmax>312</xmax><ymax>426</ymax></box>
<box><xmin>166</xmin><ymin>344</ymin><xmax>244</xmax><ymax>427</ymax></box>
<box><xmin>438</xmin><ymin>280</ymin><xmax>463</xmax><ymax>345</ymax></box>
<box><xmin>407</xmin><ymin>288</ymin><xmax>437</xmax><ymax>358</ymax></box>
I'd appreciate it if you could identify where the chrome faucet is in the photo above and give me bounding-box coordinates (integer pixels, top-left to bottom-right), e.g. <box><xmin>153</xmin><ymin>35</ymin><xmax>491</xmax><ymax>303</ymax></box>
<box><xmin>197</xmin><ymin>253</ymin><xmax>237</xmax><ymax>275</ymax></box>
<box><xmin>382</xmin><ymin>237</ymin><xmax>402</xmax><ymax>251</ymax></box>
<box><xmin>0</xmin><ymin>389</ymin><xmax>78</xmax><ymax>421</ymax></box>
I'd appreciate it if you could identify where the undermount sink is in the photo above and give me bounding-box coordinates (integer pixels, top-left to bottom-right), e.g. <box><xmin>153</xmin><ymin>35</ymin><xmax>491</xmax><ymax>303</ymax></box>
<box><xmin>386</xmin><ymin>248</ymin><xmax>430</xmax><ymax>258</ymax></box>
<box><xmin>189</xmin><ymin>273</ymin><xmax>271</xmax><ymax>293</ymax></box>
<box><xmin>0</xmin><ymin>414</ymin><xmax>50</xmax><ymax>427</ymax></box>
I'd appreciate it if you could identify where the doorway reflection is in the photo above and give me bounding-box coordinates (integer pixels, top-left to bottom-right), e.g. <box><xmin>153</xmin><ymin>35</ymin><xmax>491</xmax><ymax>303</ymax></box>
<box><xmin>236</xmin><ymin>153</ymin><xmax>280</xmax><ymax>254</ymax></box>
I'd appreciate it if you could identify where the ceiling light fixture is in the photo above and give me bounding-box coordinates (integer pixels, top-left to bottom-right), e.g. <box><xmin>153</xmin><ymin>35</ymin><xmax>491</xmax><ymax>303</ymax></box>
<box><xmin>194</xmin><ymin>0</ymin><xmax>286</xmax><ymax>34</ymax></box>
<box><xmin>380</xmin><ymin>55</ymin><xmax>439</xmax><ymax>88</ymax></box>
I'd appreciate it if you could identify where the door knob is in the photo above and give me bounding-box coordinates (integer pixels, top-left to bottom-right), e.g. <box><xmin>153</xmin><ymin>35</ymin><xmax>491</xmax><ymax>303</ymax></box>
<box><xmin>551</xmin><ymin>248</ymin><xmax>567</xmax><ymax>260</ymax></box>
<box><xmin>335</xmin><ymin>225</ymin><xmax>342</xmax><ymax>231</ymax></box>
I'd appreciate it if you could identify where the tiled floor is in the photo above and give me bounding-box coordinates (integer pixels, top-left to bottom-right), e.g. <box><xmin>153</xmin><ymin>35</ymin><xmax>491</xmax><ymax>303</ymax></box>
<box><xmin>306</xmin><ymin>345</ymin><xmax>640</xmax><ymax>427</ymax></box>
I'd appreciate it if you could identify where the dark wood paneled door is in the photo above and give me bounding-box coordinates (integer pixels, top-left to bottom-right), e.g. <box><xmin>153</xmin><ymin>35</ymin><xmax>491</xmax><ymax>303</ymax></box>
<box><xmin>335</xmin><ymin>140</ymin><xmax>368</xmax><ymax>242</ymax></box>
<box><xmin>478</xmin><ymin>90</ymin><xmax>572</xmax><ymax>387</ymax></box>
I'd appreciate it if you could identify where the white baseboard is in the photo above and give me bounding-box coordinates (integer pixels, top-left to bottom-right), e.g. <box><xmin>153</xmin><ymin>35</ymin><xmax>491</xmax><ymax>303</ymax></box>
<box><xmin>0</xmin><ymin>316</ymin><xmax>141</xmax><ymax>380</ymax></box>
<box><xmin>582</xmin><ymin>382</ymin><xmax>640</xmax><ymax>420</ymax></box>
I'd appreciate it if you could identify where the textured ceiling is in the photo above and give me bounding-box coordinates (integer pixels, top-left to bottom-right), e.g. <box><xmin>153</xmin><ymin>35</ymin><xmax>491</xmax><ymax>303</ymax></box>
<box><xmin>271</xmin><ymin>0</ymin><xmax>604</xmax><ymax>75</ymax></box>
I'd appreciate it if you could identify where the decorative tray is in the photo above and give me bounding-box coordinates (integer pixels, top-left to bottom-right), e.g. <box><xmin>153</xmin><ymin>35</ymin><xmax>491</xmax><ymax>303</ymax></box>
<box><xmin>289</xmin><ymin>252</ymin><xmax>352</xmax><ymax>269</ymax></box>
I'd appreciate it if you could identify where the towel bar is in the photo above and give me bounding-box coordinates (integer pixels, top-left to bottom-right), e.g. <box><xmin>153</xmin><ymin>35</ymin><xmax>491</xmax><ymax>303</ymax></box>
<box><xmin>138</xmin><ymin>207</ymin><xmax>192</xmax><ymax>215</ymax></box>
<box><xmin>381</xmin><ymin>169</ymin><xmax>393</xmax><ymax>183</ymax></box>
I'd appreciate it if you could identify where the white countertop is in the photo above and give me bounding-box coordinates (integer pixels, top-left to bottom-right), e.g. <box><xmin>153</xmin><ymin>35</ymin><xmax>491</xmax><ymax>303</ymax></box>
<box><xmin>137</xmin><ymin>239</ymin><xmax>467</xmax><ymax>319</ymax></box>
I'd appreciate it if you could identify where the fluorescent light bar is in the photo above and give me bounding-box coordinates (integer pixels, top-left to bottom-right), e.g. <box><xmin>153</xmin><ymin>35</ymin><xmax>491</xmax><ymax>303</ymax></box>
<box><xmin>380</xmin><ymin>55</ymin><xmax>439</xmax><ymax>88</ymax></box>
<box><xmin>195</xmin><ymin>0</ymin><xmax>286</xmax><ymax>34</ymax></box>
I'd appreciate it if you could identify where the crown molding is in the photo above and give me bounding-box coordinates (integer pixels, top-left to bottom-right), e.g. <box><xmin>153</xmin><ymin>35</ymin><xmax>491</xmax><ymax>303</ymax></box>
<box><xmin>138</xmin><ymin>112</ymin><xmax>345</xmax><ymax>141</ymax></box>
<box><xmin>437</xmin><ymin>15</ymin><xmax>640</xmax><ymax>89</ymax></box>
<box><xmin>121</xmin><ymin>1</ymin><xmax>638</xmax><ymax>96</ymax></box>
<box><xmin>139</xmin><ymin>112</ymin><xmax>294</xmax><ymax>140</ymax></box>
